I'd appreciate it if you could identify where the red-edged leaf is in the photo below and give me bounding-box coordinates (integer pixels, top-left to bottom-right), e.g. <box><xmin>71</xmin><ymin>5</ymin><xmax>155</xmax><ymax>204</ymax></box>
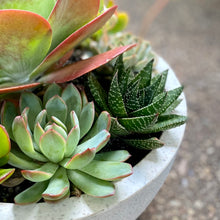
<box><xmin>0</xmin><ymin>83</ymin><xmax>41</xmax><ymax>94</ymax></box>
<box><xmin>30</xmin><ymin>6</ymin><xmax>118</xmax><ymax>79</ymax></box>
<box><xmin>48</xmin><ymin>0</ymin><xmax>100</xmax><ymax>50</ymax></box>
<box><xmin>39</xmin><ymin>44</ymin><xmax>136</xmax><ymax>83</ymax></box>
<box><xmin>0</xmin><ymin>125</ymin><xmax>11</xmax><ymax>158</ymax></box>
<box><xmin>0</xmin><ymin>10</ymin><xmax>52</xmax><ymax>83</ymax></box>
<box><xmin>0</xmin><ymin>168</ymin><xmax>15</xmax><ymax>184</ymax></box>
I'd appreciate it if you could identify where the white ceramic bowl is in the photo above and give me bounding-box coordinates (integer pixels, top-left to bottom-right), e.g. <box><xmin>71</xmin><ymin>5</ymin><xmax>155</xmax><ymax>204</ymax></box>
<box><xmin>0</xmin><ymin>56</ymin><xmax>187</xmax><ymax>220</ymax></box>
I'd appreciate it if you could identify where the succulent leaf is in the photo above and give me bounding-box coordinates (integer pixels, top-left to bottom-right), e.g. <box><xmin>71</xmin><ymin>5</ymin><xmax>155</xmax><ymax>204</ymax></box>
<box><xmin>0</xmin><ymin>125</ymin><xmax>11</xmax><ymax>158</ymax></box>
<box><xmin>0</xmin><ymin>0</ymin><xmax>56</xmax><ymax>19</ymax></box>
<box><xmin>79</xmin><ymin>102</ymin><xmax>95</xmax><ymax>138</ymax></box>
<box><xmin>79</xmin><ymin>160</ymin><xmax>133</xmax><ymax>181</ymax></box>
<box><xmin>20</xmin><ymin>93</ymin><xmax>43</xmax><ymax>131</ymax></box>
<box><xmin>21</xmin><ymin>163</ymin><xmax>59</xmax><ymax>182</ymax></box>
<box><xmin>39</xmin><ymin>129</ymin><xmax>66</xmax><ymax>163</ymax></box>
<box><xmin>0</xmin><ymin>10</ymin><xmax>52</xmax><ymax>84</ymax></box>
<box><xmin>46</xmin><ymin>95</ymin><xmax>67</xmax><ymax>123</ymax></box>
<box><xmin>123</xmin><ymin>137</ymin><xmax>164</xmax><ymax>150</ymax></box>
<box><xmin>14</xmin><ymin>181</ymin><xmax>49</xmax><ymax>205</ymax></box>
<box><xmin>95</xmin><ymin>150</ymin><xmax>131</xmax><ymax>162</ymax></box>
<box><xmin>0</xmin><ymin>168</ymin><xmax>15</xmax><ymax>184</ymax></box>
<box><xmin>42</xmin><ymin>167</ymin><xmax>69</xmax><ymax>201</ymax></box>
<box><xmin>1</xmin><ymin>101</ymin><xmax>17</xmax><ymax>140</ymax></box>
<box><xmin>110</xmin><ymin>117</ymin><xmax>130</xmax><ymax>136</ymax></box>
<box><xmin>68</xmin><ymin>170</ymin><xmax>115</xmax><ymax>198</ymax></box>
<box><xmin>60</xmin><ymin>148</ymin><xmax>96</xmax><ymax>170</ymax></box>
<box><xmin>108</xmin><ymin>72</ymin><xmax>127</xmax><ymax>117</ymax></box>
<box><xmin>48</xmin><ymin>0</ymin><xmax>100</xmax><ymax>51</ymax></box>
<box><xmin>43</xmin><ymin>83</ymin><xmax>62</xmax><ymax>106</ymax></box>
<box><xmin>12</xmin><ymin>116</ymin><xmax>47</xmax><ymax>162</ymax></box>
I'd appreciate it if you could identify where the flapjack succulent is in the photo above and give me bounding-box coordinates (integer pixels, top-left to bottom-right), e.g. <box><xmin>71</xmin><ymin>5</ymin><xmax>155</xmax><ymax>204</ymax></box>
<box><xmin>0</xmin><ymin>0</ymin><xmax>134</xmax><ymax>94</ymax></box>
<box><xmin>1</xmin><ymin>83</ymin><xmax>132</xmax><ymax>204</ymax></box>
<box><xmin>88</xmin><ymin>55</ymin><xmax>187</xmax><ymax>150</ymax></box>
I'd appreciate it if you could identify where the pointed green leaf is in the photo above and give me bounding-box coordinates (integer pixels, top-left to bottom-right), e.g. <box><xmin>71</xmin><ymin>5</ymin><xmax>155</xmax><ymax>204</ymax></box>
<box><xmin>154</xmin><ymin>70</ymin><xmax>168</xmax><ymax>96</ymax></box>
<box><xmin>60</xmin><ymin>148</ymin><xmax>96</xmax><ymax>170</ymax></box>
<box><xmin>142</xmin><ymin>114</ymin><xmax>187</xmax><ymax>133</ymax></box>
<box><xmin>74</xmin><ymin>130</ymin><xmax>110</xmax><ymax>154</ymax></box>
<box><xmin>61</xmin><ymin>84</ymin><xmax>82</xmax><ymax>129</ymax></box>
<box><xmin>108</xmin><ymin>72</ymin><xmax>127</xmax><ymax>117</ymax></box>
<box><xmin>160</xmin><ymin>87</ymin><xmax>183</xmax><ymax>113</ymax></box>
<box><xmin>70</xmin><ymin>111</ymin><xmax>80</xmax><ymax>130</ymax></box>
<box><xmin>39</xmin><ymin>129</ymin><xmax>66</xmax><ymax>163</ymax></box>
<box><xmin>163</xmin><ymin>99</ymin><xmax>183</xmax><ymax>115</ymax></box>
<box><xmin>0</xmin><ymin>0</ymin><xmax>56</xmax><ymax>19</ymax></box>
<box><xmin>21</xmin><ymin>163</ymin><xmax>59</xmax><ymax>182</ymax></box>
<box><xmin>1</xmin><ymin>101</ymin><xmax>17</xmax><ymax>140</ymax></box>
<box><xmin>138</xmin><ymin>74</ymin><xmax>162</xmax><ymax>107</ymax></box>
<box><xmin>82</xmin><ymin>111</ymin><xmax>111</xmax><ymax>142</ymax></box>
<box><xmin>95</xmin><ymin>150</ymin><xmax>131</xmax><ymax>162</ymax></box>
<box><xmin>79</xmin><ymin>102</ymin><xmax>95</xmax><ymax>138</ymax></box>
<box><xmin>65</xmin><ymin>125</ymin><xmax>80</xmax><ymax>157</ymax></box>
<box><xmin>31</xmin><ymin>6</ymin><xmax>118</xmax><ymax>79</ymax></box>
<box><xmin>48</xmin><ymin>0</ymin><xmax>99</xmax><ymax>50</ymax></box>
<box><xmin>42</xmin><ymin>168</ymin><xmax>69</xmax><ymax>201</ymax></box>
<box><xmin>110</xmin><ymin>117</ymin><xmax>130</xmax><ymax>136</ymax></box>
<box><xmin>80</xmin><ymin>160</ymin><xmax>133</xmax><ymax>181</ymax></box>
<box><xmin>81</xmin><ymin>89</ymin><xmax>89</xmax><ymax>107</ymax></box>
<box><xmin>128</xmin><ymin>59</ymin><xmax>153</xmax><ymax>89</ymax></box>
<box><xmin>43</xmin><ymin>83</ymin><xmax>62</xmax><ymax>106</ymax></box>
<box><xmin>0</xmin><ymin>168</ymin><xmax>15</xmax><ymax>184</ymax></box>
<box><xmin>87</xmin><ymin>73</ymin><xmax>110</xmax><ymax>112</ymax></box>
<box><xmin>46</xmin><ymin>95</ymin><xmax>67</xmax><ymax>123</ymax></box>
<box><xmin>20</xmin><ymin>92</ymin><xmax>43</xmax><ymax>131</ymax></box>
<box><xmin>0</xmin><ymin>10</ymin><xmax>52</xmax><ymax>84</ymax></box>
<box><xmin>118</xmin><ymin>67</ymin><xmax>132</xmax><ymax>97</ymax></box>
<box><xmin>0</xmin><ymin>125</ymin><xmax>11</xmax><ymax>158</ymax></box>
<box><xmin>118</xmin><ymin>114</ymin><xmax>158</xmax><ymax>133</ymax></box>
<box><xmin>68</xmin><ymin>170</ymin><xmax>115</xmax><ymax>198</ymax></box>
<box><xmin>14</xmin><ymin>181</ymin><xmax>49</xmax><ymax>205</ymax></box>
<box><xmin>123</xmin><ymin>137</ymin><xmax>164</xmax><ymax>150</ymax></box>
<box><xmin>12</xmin><ymin>116</ymin><xmax>47</xmax><ymax>162</ymax></box>
<box><xmin>130</xmin><ymin>92</ymin><xmax>167</xmax><ymax>117</ymax></box>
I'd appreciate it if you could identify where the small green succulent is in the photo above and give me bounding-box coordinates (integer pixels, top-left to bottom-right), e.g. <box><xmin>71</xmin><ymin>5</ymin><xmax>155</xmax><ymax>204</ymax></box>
<box><xmin>88</xmin><ymin>55</ymin><xmax>187</xmax><ymax>150</ymax></box>
<box><xmin>0</xmin><ymin>125</ymin><xmax>15</xmax><ymax>184</ymax></box>
<box><xmin>1</xmin><ymin>83</ymin><xmax>132</xmax><ymax>204</ymax></box>
<box><xmin>0</xmin><ymin>0</ymin><xmax>134</xmax><ymax>94</ymax></box>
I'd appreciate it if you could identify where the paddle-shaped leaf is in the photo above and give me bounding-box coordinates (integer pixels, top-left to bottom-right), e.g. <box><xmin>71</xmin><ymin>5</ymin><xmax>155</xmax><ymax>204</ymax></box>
<box><xmin>79</xmin><ymin>160</ymin><xmax>133</xmax><ymax>181</ymax></box>
<box><xmin>21</xmin><ymin>162</ymin><xmax>58</xmax><ymax>182</ymax></box>
<box><xmin>0</xmin><ymin>10</ymin><xmax>52</xmax><ymax>83</ymax></box>
<box><xmin>68</xmin><ymin>170</ymin><xmax>115</xmax><ymax>198</ymax></box>
<box><xmin>39</xmin><ymin>129</ymin><xmax>66</xmax><ymax>163</ymax></box>
<box><xmin>48</xmin><ymin>0</ymin><xmax>99</xmax><ymax>50</ymax></box>
<box><xmin>14</xmin><ymin>181</ymin><xmax>49</xmax><ymax>205</ymax></box>
<box><xmin>95</xmin><ymin>150</ymin><xmax>131</xmax><ymax>162</ymax></box>
<box><xmin>42</xmin><ymin>167</ymin><xmax>69</xmax><ymax>201</ymax></box>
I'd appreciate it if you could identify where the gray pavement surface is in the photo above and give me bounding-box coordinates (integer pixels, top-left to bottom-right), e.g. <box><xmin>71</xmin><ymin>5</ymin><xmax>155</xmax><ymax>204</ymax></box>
<box><xmin>116</xmin><ymin>0</ymin><xmax>220</xmax><ymax>219</ymax></box>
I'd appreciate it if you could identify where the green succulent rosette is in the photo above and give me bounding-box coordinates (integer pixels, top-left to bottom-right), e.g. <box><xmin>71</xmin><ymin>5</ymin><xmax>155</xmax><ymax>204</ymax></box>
<box><xmin>1</xmin><ymin>83</ymin><xmax>132</xmax><ymax>204</ymax></box>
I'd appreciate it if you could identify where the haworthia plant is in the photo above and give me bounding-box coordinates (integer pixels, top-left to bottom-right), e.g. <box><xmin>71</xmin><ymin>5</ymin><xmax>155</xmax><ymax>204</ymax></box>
<box><xmin>88</xmin><ymin>55</ymin><xmax>187</xmax><ymax>150</ymax></box>
<box><xmin>0</xmin><ymin>0</ymin><xmax>135</xmax><ymax>94</ymax></box>
<box><xmin>1</xmin><ymin>83</ymin><xmax>132</xmax><ymax>204</ymax></box>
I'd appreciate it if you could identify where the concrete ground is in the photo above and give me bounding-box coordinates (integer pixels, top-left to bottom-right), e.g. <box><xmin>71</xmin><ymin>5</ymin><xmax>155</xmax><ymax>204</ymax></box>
<box><xmin>116</xmin><ymin>0</ymin><xmax>220</xmax><ymax>219</ymax></box>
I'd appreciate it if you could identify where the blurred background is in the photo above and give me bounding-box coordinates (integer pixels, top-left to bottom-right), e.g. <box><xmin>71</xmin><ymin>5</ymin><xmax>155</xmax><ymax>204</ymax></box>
<box><xmin>115</xmin><ymin>0</ymin><xmax>220</xmax><ymax>219</ymax></box>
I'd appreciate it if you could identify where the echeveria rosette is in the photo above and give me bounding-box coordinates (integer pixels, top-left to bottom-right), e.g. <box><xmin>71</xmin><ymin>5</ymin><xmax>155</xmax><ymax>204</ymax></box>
<box><xmin>0</xmin><ymin>125</ymin><xmax>15</xmax><ymax>184</ymax></box>
<box><xmin>1</xmin><ymin>83</ymin><xmax>132</xmax><ymax>204</ymax></box>
<box><xmin>88</xmin><ymin>55</ymin><xmax>187</xmax><ymax>150</ymax></box>
<box><xmin>0</xmin><ymin>0</ymin><xmax>135</xmax><ymax>94</ymax></box>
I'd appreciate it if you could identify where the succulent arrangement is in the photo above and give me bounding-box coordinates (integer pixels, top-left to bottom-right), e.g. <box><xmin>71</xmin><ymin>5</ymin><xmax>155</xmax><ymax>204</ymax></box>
<box><xmin>88</xmin><ymin>55</ymin><xmax>187</xmax><ymax>150</ymax></box>
<box><xmin>0</xmin><ymin>0</ymin><xmax>186</xmax><ymax>207</ymax></box>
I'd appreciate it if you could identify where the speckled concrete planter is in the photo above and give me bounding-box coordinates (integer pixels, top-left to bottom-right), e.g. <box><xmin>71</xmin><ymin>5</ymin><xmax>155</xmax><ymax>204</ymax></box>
<box><xmin>0</xmin><ymin>56</ymin><xmax>187</xmax><ymax>220</ymax></box>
